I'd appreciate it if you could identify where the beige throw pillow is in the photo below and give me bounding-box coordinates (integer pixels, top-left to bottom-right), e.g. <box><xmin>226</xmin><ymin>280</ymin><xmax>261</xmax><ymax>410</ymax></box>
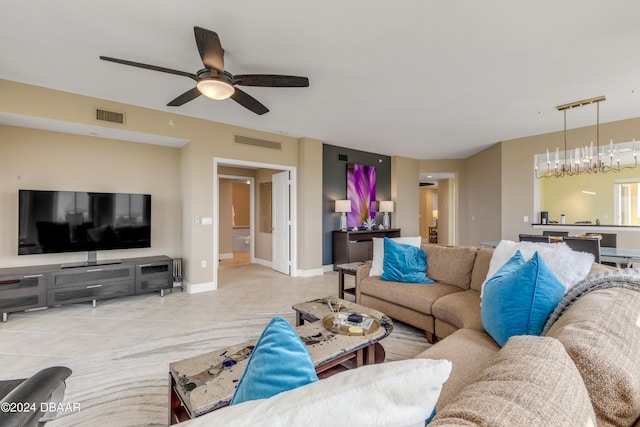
<box><xmin>430</xmin><ymin>335</ymin><xmax>596</xmax><ymax>426</ymax></box>
<box><xmin>546</xmin><ymin>288</ymin><xmax>640</xmax><ymax>427</ymax></box>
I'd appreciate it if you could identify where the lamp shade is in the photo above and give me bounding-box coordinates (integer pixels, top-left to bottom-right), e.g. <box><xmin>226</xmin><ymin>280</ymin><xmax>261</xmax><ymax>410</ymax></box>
<box><xmin>196</xmin><ymin>78</ymin><xmax>235</xmax><ymax>100</ymax></box>
<box><xmin>335</xmin><ymin>200</ymin><xmax>351</xmax><ymax>213</ymax></box>
<box><xmin>380</xmin><ymin>201</ymin><xmax>394</xmax><ymax>213</ymax></box>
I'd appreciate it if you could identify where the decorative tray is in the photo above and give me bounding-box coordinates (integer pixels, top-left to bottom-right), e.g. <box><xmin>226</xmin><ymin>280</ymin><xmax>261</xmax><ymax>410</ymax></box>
<box><xmin>322</xmin><ymin>313</ymin><xmax>380</xmax><ymax>336</ymax></box>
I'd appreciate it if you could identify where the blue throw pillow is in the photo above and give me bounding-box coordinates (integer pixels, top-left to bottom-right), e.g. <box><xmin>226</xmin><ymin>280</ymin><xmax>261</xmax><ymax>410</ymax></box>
<box><xmin>380</xmin><ymin>237</ymin><xmax>434</xmax><ymax>284</ymax></box>
<box><xmin>230</xmin><ymin>317</ymin><xmax>318</xmax><ymax>405</ymax></box>
<box><xmin>488</xmin><ymin>249</ymin><xmax>526</xmax><ymax>281</ymax></box>
<box><xmin>481</xmin><ymin>252</ymin><xmax>564</xmax><ymax>347</ymax></box>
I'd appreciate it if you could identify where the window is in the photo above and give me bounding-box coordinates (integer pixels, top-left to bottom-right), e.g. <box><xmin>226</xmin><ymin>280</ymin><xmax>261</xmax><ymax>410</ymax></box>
<box><xmin>614</xmin><ymin>180</ymin><xmax>640</xmax><ymax>225</ymax></box>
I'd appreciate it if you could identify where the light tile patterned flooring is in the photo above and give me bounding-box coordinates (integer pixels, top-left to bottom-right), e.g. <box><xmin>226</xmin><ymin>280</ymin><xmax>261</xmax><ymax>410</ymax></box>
<box><xmin>0</xmin><ymin>259</ymin><xmax>429</xmax><ymax>379</ymax></box>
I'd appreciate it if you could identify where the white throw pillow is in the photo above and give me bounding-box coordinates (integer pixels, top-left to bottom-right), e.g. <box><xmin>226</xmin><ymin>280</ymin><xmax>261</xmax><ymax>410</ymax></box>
<box><xmin>370</xmin><ymin>236</ymin><xmax>422</xmax><ymax>276</ymax></box>
<box><xmin>482</xmin><ymin>240</ymin><xmax>593</xmax><ymax>297</ymax></box>
<box><xmin>182</xmin><ymin>358</ymin><xmax>452</xmax><ymax>427</ymax></box>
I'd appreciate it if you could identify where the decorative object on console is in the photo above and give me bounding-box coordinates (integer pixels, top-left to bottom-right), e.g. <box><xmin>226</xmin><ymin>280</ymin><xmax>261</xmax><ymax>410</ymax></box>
<box><xmin>334</xmin><ymin>200</ymin><xmax>351</xmax><ymax>231</ymax></box>
<box><xmin>363</xmin><ymin>217</ymin><xmax>376</xmax><ymax>230</ymax></box>
<box><xmin>379</xmin><ymin>200</ymin><xmax>393</xmax><ymax>229</ymax></box>
<box><xmin>534</xmin><ymin>95</ymin><xmax>638</xmax><ymax>179</ymax></box>
<box><xmin>346</xmin><ymin>163</ymin><xmax>376</xmax><ymax>228</ymax></box>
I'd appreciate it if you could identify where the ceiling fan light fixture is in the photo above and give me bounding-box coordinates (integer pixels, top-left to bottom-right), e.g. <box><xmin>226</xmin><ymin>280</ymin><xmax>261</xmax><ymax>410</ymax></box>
<box><xmin>197</xmin><ymin>78</ymin><xmax>234</xmax><ymax>100</ymax></box>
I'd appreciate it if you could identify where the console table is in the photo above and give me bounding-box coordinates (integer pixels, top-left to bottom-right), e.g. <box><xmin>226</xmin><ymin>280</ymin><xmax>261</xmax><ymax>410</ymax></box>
<box><xmin>332</xmin><ymin>228</ymin><xmax>401</xmax><ymax>265</ymax></box>
<box><xmin>0</xmin><ymin>255</ymin><xmax>173</xmax><ymax>321</ymax></box>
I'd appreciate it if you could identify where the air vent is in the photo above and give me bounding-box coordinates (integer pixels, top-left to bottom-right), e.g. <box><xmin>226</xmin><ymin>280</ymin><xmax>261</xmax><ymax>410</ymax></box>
<box><xmin>234</xmin><ymin>135</ymin><xmax>281</xmax><ymax>150</ymax></box>
<box><xmin>338</xmin><ymin>154</ymin><xmax>348</xmax><ymax>161</ymax></box>
<box><xmin>96</xmin><ymin>108</ymin><xmax>125</xmax><ymax>125</ymax></box>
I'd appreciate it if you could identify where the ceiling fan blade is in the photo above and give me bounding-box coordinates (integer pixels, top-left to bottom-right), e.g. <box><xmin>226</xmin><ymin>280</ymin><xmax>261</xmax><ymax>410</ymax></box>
<box><xmin>167</xmin><ymin>87</ymin><xmax>202</xmax><ymax>106</ymax></box>
<box><xmin>194</xmin><ymin>27</ymin><xmax>224</xmax><ymax>73</ymax></box>
<box><xmin>99</xmin><ymin>56</ymin><xmax>197</xmax><ymax>80</ymax></box>
<box><xmin>231</xmin><ymin>88</ymin><xmax>269</xmax><ymax>115</ymax></box>
<box><xmin>234</xmin><ymin>74</ymin><xmax>309</xmax><ymax>87</ymax></box>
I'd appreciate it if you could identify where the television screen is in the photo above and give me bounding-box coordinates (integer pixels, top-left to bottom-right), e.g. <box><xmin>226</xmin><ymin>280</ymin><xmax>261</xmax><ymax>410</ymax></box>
<box><xmin>18</xmin><ymin>190</ymin><xmax>151</xmax><ymax>255</ymax></box>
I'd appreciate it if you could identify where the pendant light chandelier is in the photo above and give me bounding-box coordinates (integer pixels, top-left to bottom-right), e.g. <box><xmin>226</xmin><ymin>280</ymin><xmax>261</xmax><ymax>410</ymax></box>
<box><xmin>534</xmin><ymin>95</ymin><xmax>638</xmax><ymax>179</ymax></box>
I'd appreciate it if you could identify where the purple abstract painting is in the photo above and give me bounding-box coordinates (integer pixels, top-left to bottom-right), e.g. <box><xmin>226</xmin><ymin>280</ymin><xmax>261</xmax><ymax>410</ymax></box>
<box><xmin>347</xmin><ymin>163</ymin><xmax>376</xmax><ymax>227</ymax></box>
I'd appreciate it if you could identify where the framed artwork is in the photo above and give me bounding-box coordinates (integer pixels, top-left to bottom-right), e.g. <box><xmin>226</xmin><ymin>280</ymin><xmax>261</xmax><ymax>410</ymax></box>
<box><xmin>347</xmin><ymin>163</ymin><xmax>376</xmax><ymax>227</ymax></box>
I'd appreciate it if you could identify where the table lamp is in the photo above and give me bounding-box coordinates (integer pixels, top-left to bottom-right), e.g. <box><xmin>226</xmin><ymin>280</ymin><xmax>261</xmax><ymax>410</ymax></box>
<box><xmin>335</xmin><ymin>200</ymin><xmax>351</xmax><ymax>231</ymax></box>
<box><xmin>380</xmin><ymin>201</ymin><xmax>394</xmax><ymax>229</ymax></box>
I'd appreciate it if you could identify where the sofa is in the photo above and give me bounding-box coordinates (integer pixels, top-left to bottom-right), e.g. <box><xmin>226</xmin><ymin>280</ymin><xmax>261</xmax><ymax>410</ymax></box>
<box><xmin>185</xmin><ymin>242</ymin><xmax>640</xmax><ymax>426</ymax></box>
<box><xmin>356</xmin><ymin>242</ymin><xmax>640</xmax><ymax>425</ymax></box>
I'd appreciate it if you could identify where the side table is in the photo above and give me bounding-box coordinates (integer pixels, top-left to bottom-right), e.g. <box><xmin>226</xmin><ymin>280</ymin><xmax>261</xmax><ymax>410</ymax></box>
<box><xmin>335</xmin><ymin>262</ymin><xmax>365</xmax><ymax>299</ymax></box>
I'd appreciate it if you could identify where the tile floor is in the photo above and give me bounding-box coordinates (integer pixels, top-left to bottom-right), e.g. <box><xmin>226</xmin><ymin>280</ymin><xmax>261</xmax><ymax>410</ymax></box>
<box><xmin>0</xmin><ymin>259</ymin><xmax>427</xmax><ymax>379</ymax></box>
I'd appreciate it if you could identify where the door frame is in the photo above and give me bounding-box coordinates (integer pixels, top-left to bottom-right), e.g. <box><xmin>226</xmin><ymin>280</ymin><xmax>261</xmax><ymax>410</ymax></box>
<box><xmin>213</xmin><ymin>157</ymin><xmax>297</xmax><ymax>289</ymax></box>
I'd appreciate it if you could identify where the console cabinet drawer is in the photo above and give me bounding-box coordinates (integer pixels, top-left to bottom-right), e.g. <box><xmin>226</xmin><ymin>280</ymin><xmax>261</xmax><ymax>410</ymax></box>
<box><xmin>47</xmin><ymin>279</ymin><xmax>134</xmax><ymax>305</ymax></box>
<box><xmin>0</xmin><ymin>274</ymin><xmax>47</xmax><ymax>312</ymax></box>
<box><xmin>136</xmin><ymin>261</ymin><xmax>172</xmax><ymax>293</ymax></box>
<box><xmin>51</xmin><ymin>265</ymin><xmax>134</xmax><ymax>288</ymax></box>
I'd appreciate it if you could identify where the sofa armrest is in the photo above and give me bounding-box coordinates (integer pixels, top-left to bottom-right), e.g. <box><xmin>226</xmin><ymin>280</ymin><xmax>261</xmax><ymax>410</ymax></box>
<box><xmin>355</xmin><ymin>263</ymin><xmax>372</xmax><ymax>303</ymax></box>
<box><xmin>0</xmin><ymin>366</ymin><xmax>72</xmax><ymax>427</ymax></box>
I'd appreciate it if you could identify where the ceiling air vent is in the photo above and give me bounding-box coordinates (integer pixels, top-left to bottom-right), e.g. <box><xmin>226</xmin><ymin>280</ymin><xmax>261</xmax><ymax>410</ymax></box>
<box><xmin>95</xmin><ymin>108</ymin><xmax>125</xmax><ymax>125</ymax></box>
<box><xmin>234</xmin><ymin>135</ymin><xmax>281</xmax><ymax>150</ymax></box>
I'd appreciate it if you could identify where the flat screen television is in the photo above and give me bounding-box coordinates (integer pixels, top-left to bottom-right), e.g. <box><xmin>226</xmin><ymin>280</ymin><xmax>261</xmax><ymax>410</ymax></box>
<box><xmin>18</xmin><ymin>190</ymin><xmax>151</xmax><ymax>259</ymax></box>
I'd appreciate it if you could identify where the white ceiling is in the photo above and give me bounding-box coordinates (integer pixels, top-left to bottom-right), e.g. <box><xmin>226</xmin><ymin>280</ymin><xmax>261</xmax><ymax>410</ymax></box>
<box><xmin>3</xmin><ymin>1</ymin><xmax>640</xmax><ymax>161</ymax></box>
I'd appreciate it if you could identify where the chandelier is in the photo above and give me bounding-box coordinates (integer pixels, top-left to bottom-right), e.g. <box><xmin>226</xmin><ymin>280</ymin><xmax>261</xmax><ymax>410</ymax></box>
<box><xmin>534</xmin><ymin>96</ymin><xmax>638</xmax><ymax>179</ymax></box>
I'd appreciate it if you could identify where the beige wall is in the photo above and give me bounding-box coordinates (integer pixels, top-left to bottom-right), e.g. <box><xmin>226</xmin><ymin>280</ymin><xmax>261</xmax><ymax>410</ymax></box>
<box><xmin>0</xmin><ymin>79</ymin><xmax>325</xmax><ymax>287</ymax></box>
<box><xmin>0</xmin><ymin>125</ymin><xmax>182</xmax><ymax>267</ymax></box>
<box><xmin>463</xmin><ymin>143</ymin><xmax>502</xmax><ymax>246</ymax></box>
<box><xmin>391</xmin><ymin>156</ymin><xmax>420</xmax><ymax>237</ymax></box>
<box><xmin>297</xmin><ymin>138</ymin><xmax>324</xmax><ymax>272</ymax></box>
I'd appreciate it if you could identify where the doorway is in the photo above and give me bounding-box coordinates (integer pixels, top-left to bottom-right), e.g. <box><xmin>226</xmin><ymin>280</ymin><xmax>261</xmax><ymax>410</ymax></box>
<box><xmin>219</xmin><ymin>175</ymin><xmax>254</xmax><ymax>268</ymax></box>
<box><xmin>419</xmin><ymin>172</ymin><xmax>457</xmax><ymax>245</ymax></box>
<box><xmin>213</xmin><ymin>158</ymin><xmax>297</xmax><ymax>289</ymax></box>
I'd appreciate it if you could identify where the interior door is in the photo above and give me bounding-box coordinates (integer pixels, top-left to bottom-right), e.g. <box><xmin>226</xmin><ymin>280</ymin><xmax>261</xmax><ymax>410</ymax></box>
<box><xmin>272</xmin><ymin>171</ymin><xmax>290</xmax><ymax>275</ymax></box>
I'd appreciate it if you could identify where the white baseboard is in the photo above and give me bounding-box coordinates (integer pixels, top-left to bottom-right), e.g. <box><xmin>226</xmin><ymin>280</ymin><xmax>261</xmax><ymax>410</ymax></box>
<box><xmin>218</xmin><ymin>253</ymin><xmax>233</xmax><ymax>260</ymax></box>
<box><xmin>253</xmin><ymin>258</ymin><xmax>272</xmax><ymax>268</ymax></box>
<box><xmin>296</xmin><ymin>267</ymin><xmax>325</xmax><ymax>277</ymax></box>
<box><xmin>322</xmin><ymin>264</ymin><xmax>336</xmax><ymax>273</ymax></box>
<box><xmin>183</xmin><ymin>281</ymin><xmax>216</xmax><ymax>294</ymax></box>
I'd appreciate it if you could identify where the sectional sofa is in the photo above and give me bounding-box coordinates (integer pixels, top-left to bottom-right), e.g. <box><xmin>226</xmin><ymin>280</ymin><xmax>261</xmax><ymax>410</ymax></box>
<box><xmin>186</xmin><ymin>242</ymin><xmax>640</xmax><ymax>426</ymax></box>
<box><xmin>356</xmin><ymin>242</ymin><xmax>640</xmax><ymax>425</ymax></box>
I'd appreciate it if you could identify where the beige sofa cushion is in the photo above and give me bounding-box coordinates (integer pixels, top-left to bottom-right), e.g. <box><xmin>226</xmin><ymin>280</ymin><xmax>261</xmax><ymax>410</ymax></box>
<box><xmin>469</xmin><ymin>248</ymin><xmax>493</xmax><ymax>291</ymax></box>
<box><xmin>415</xmin><ymin>328</ymin><xmax>499</xmax><ymax>409</ymax></box>
<box><xmin>423</xmin><ymin>245</ymin><xmax>477</xmax><ymax>290</ymax></box>
<box><xmin>431</xmin><ymin>290</ymin><xmax>482</xmax><ymax>332</ymax></box>
<box><xmin>359</xmin><ymin>276</ymin><xmax>461</xmax><ymax>315</ymax></box>
<box><xmin>546</xmin><ymin>287</ymin><xmax>640</xmax><ymax>427</ymax></box>
<box><xmin>430</xmin><ymin>335</ymin><xmax>596</xmax><ymax>426</ymax></box>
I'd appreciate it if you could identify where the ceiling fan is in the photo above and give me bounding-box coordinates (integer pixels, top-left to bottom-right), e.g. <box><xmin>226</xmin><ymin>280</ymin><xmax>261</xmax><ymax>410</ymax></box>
<box><xmin>100</xmin><ymin>26</ymin><xmax>309</xmax><ymax>115</ymax></box>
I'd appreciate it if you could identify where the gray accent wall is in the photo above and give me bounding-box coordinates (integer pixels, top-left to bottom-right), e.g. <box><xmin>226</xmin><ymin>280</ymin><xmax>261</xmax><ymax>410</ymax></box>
<box><xmin>322</xmin><ymin>144</ymin><xmax>391</xmax><ymax>265</ymax></box>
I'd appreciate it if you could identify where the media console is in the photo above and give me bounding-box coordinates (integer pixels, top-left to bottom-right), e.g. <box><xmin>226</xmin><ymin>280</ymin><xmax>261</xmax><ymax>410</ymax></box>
<box><xmin>0</xmin><ymin>255</ymin><xmax>174</xmax><ymax>322</ymax></box>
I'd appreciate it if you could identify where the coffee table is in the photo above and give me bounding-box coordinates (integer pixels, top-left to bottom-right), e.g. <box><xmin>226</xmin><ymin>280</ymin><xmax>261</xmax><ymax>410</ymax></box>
<box><xmin>168</xmin><ymin>296</ymin><xmax>392</xmax><ymax>424</ymax></box>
